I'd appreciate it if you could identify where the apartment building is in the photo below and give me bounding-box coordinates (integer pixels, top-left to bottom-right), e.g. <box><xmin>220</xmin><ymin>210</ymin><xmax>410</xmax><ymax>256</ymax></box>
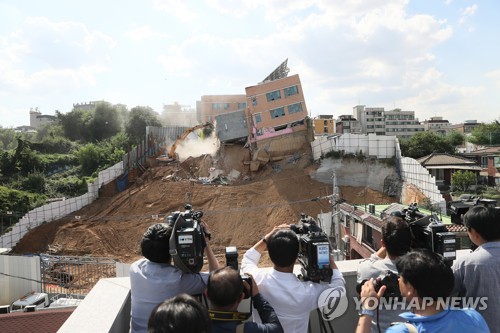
<box><xmin>353</xmin><ymin>105</ymin><xmax>424</xmax><ymax>138</ymax></box>
<box><xmin>384</xmin><ymin>109</ymin><xmax>424</xmax><ymax>138</ymax></box>
<box><xmin>422</xmin><ymin>116</ymin><xmax>452</xmax><ymax>136</ymax></box>
<box><xmin>313</xmin><ymin>115</ymin><xmax>335</xmax><ymax>135</ymax></box>
<box><xmin>197</xmin><ymin>95</ymin><xmax>247</xmax><ymax>123</ymax></box>
<box><xmin>449</xmin><ymin>120</ymin><xmax>482</xmax><ymax>134</ymax></box>
<box><xmin>336</xmin><ymin>115</ymin><xmax>361</xmax><ymax>134</ymax></box>
<box><xmin>245</xmin><ymin>73</ymin><xmax>308</xmax><ymax>143</ymax></box>
<box><xmin>353</xmin><ymin>105</ymin><xmax>385</xmax><ymax>135</ymax></box>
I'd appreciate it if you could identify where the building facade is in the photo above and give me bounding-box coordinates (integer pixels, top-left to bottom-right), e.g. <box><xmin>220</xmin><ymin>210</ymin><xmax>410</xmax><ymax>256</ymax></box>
<box><xmin>336</xmin><ymin>115</ymin><xmax>361</xmax><ymax>134</ymax></box>
<box><xmin>384</xmin><ymin>109</ymin><xmax>424</xmax><ymax>138</ymax></box>
<box><xmin>353</xmin><ymin>105</ymin><xmax>424</xmax><ymax>138</ymax></box>
<box><xmin>313</xmin><ymin>115</ymin><xmax>335</xmax><ymax>135</ymax></box>
<box><xmin>422</xmin><ymin>116</ymin><xmax>451</xmax><ymax>136</ymax></box>
<box><xmin>29</xmin><ymin>108</ymin><xmax>56</xmax><ymax>129</ymax></box>
<box><xmin>197</xmin><ymin>95</ymin><xmax>247</xmax><ymax>123</ymax></box>
<box><xmin>245</xmin><ymin>74</ymin><xmax>308</xmax><ymax>143</ymax></box>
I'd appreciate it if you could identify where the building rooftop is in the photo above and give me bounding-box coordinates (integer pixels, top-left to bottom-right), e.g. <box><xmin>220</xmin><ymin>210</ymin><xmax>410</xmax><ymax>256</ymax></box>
<box><xmin>0</xmin><ymin>308</ymin><xmax>74</xmax><ymax>333</ymax></box>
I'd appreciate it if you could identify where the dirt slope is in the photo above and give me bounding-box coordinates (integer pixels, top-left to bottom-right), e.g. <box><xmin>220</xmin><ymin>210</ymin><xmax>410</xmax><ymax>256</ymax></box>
<box><xmin>13</xmin><ymin>146</ymin><xmax>397</xmax><ymax>264</ymax></box>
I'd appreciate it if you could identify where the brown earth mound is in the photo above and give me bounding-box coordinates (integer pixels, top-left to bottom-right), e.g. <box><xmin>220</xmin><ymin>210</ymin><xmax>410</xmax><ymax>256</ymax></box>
<box><xmin>13</xmin><ymin>146</ymin><xmax>397</xmax><ymax>266</ymax></box>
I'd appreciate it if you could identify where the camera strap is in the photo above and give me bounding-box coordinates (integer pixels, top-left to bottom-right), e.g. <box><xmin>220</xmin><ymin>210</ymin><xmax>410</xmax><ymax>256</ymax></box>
<box><xmin>208</xmin><ymin>310</ymin><xmax>251</xmax><ymax>321</ymax></box>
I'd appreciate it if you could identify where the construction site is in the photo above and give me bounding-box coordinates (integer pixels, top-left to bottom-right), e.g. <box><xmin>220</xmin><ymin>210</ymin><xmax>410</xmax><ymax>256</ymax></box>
<box><xmin>11</xmin><ymin>141</ymin><xmax>399</xmax><ymax>266</ymax></box>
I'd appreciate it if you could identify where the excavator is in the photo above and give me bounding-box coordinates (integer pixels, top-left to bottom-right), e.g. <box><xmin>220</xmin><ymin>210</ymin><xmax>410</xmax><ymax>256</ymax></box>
<box><xmin>166</xmin><ymin>122</ymin><xmax>214</xmax><ymax>161</ymax></box>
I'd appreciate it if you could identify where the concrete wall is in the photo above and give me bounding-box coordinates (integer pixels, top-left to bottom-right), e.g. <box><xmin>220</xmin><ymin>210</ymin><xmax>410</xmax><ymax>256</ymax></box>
<box><xmin>0</xmin><ymin>255</ymin><xmax>41</xmax><ymax>305</ymax></box>
<box><xmin>215</xmin><ymin>110</ymin><xmax>249</xmax><ymax>142</ymax></box>
<box><xmin>312</xmin><ymin>158</ymin><xmax>398</xmax><ymax>192</ymax></box>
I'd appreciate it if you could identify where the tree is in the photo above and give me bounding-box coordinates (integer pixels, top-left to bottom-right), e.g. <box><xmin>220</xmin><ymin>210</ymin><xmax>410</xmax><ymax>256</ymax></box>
<box><xmin>468</xmin><ymin>119</ymin><xmax>500</xmax><ymax>145</ymax></box>
<box><xmin>445</xmin><ymin>131</ymin><xmax>465</xmax><ymax>147</ymax></box>
<box><xmin>76</xmin><ymin>143</ymin><xmax>102</xmax><ymax>176</ymax></box>
<box><xmin>57</xmin><ymin>109</ymin><xmax>92</xmax><ymax>142</ymax></box>
<box><xmin>126</xmin><ymin>106</ymin><xmax>162</xmax><ymax>144</ymax></box>
<box><xmin>0</xmin><ymin>127</ymin><xmax>16</xmax><ymax>150</ymax></box>
<box><xmin>451</xmin><ymin>170</ymin><xmax>476</xmax><ymax>192</ymax></box>
<box><xmin>89</xmin><ymin>102</ymin><xmax>122</xmax><ymax>142</ymax></box>
<box><xmin>399</xmin><ymin>132</ymin><xmax>455</xmax><ymax>159</ymax></box>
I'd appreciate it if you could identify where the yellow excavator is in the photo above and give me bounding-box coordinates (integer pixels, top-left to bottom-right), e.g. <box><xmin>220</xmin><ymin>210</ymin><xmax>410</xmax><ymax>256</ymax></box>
<box><xmin>167</xmin><ymin>122</ymin><xmax>214</xmax><ymax>160</ymax></box>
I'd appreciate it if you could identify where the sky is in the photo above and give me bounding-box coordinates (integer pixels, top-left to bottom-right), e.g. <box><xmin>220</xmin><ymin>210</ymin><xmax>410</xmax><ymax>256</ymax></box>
<box><xmin>0</xmin><ymin>0</ymin><xmax>499</xmax><ymax>128</ymax></box>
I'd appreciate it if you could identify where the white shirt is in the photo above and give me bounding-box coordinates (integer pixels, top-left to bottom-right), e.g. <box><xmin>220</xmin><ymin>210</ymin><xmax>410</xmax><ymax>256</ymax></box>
<box><xmin>241</xmin><ymin>248</ymin><xmax>345</xmax><ymax>333</ymax></box>
<box><xmin>129</xmin><ymin>258</ymin><xmax>208</xmax><ymax>333</ymax></box>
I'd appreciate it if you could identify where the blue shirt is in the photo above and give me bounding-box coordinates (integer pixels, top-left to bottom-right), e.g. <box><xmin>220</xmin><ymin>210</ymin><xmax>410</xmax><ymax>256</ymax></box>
<box><xmin>386</xmin><ymin>308</ymin><xmax>490</xmax><ymax>333</ymax></box>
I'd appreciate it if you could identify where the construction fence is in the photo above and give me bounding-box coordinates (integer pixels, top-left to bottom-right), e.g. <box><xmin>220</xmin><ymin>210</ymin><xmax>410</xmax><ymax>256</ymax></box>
<box><xmin>312</xmin><ymin>133</ymin><xmax>396</xmax><ymax>160</ymax></box>
<box><xmin>0</xmin><ymin>254</ymin><xmax>118</xmax><ymax>305</ymax></box>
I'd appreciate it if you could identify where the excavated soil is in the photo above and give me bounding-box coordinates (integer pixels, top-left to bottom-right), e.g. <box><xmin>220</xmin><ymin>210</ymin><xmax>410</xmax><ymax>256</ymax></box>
<box><xmin>13</xmin><ymin>145</ymin><xmax>398</xmax><ymax>267</ymax></box>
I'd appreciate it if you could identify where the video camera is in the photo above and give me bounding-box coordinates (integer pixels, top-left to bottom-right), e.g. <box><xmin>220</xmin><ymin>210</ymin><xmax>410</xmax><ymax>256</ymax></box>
<box><xmin>290</xmin><ymin>213</ymin><xmax>333</xmax><ymax>283</ymax></box>
<box><xmin>166</xmin><ymin>204</ymin><xmax>207</xmax><ymax>273</ymax></box>
<box><xmin>225</xmin><ymin>246</ymin><xmax>252</xmax><ymax>299</ymax></box>
<box><xmin>356</xmin><ymin>270</ymin><xmax>401</xmax><ymax>299</ymax></box>
<box><xmin>382</xmin><ymin>203</ymin><xmax>456</xmax><ymax>265</ymax></box>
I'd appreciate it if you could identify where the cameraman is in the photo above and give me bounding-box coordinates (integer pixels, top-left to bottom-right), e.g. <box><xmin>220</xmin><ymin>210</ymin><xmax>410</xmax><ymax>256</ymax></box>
<box><xmin>241</xmin><ymin>224</ymin><xmax>345</xmax><ymax>333</ymax></box>
<box><xmin>356</xmin><ymin>249</ymin><xmax>489</xmax><ymax>333</ymax></box>
<box><xmin>206</xmin><ymin>267</ymin><xmax>283</xmax><ymax>333</ymax></box>
<box><xmin>130</xmin><ymin>222</ymin><xmax>220</xmax><ymax>333</ymax></box>
<box><xmin>356</xmin><ymin>215</ymin><xmax>412</xmax><ymax>332</ymax></box>
<box><xmin>452</xmin><ymin>206</ymin><xmax>500</xmax><ymax>333</ymax></box>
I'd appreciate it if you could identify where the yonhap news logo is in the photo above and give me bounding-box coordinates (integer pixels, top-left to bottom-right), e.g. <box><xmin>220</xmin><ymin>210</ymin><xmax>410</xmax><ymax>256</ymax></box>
<box><xmin>317</xmin><ymin>286</ymin><xmax>348</xmax><ymax>321</ymax></box>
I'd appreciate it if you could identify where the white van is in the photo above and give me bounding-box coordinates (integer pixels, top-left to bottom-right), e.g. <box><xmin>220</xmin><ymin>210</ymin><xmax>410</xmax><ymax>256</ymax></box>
<box><xmin>11</xmin><ymin>292</ymin><xmax>49</xmax><ymax>312</ymax></box>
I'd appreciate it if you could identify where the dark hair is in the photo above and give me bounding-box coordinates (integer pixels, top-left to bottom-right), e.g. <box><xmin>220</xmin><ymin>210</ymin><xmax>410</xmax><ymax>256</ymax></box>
<box><xmin>396</xmin><ymin>249</ymin><xmax>454</xmax><ymax>300</ymax></box>
<box><xmin>268</xmin><ymin>229</ymin><xmax>299</xmax><ymax>268</ymax></box>
<box><xmin>148</xmin><ymin>294</ymin><xmax>211</xmax><ymax>333</ymax></box>
<box><xmin>463</xmin><ymin>206</ymin><xmax>500</xmax><ymax>242</ymax></box>
<box><xmin>207</xmin><ymin>267</ymin><xmax>243</xmax><ymax>308</ymax></box>
<box><xmin>141</xmin><ymin>223</ymin><xmax>172</xmax><ymax>263</ymax></box>
<box><xmin>382</xmin><ymin>216</ymin><xmax>411</xmax><ymax>257</ymax></box>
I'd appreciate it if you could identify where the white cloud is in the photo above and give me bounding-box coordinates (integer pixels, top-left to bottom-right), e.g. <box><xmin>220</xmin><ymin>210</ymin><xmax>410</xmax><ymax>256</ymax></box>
<box><xmin>125</xmin><ymin>25</ymin><xmax>170</xmax><ymax>40</ymax></box>
<box><xmin>0</xmin><ymin>17</ymin><xmax>114</xmax><ymax>94</ymax></box>
<box><xmin>459</xmin><ymin>4</ymin><xmax>477</xmax><ymax>24</ymax></box>
<box><xmin>152</xmin><ymin>0</ymin><xmax>197</xmax><ymax>22</ymax></box>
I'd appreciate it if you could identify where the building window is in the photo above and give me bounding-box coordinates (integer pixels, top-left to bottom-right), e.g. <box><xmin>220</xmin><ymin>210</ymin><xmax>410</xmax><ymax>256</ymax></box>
<box><xmin>323</xmin><ymin>126</ymin><xmax>328</xmax><ymax>133</ymax></box>
<box><xmin>238</xmin><ymin>102</ymin><xmax>247</xmax><ymax>110</ymax></box>
<box><xmin>270</xmin><ymin>107</ymin><xmax>285</xmax><ymax>118</ymax></box>
<box><xmin>224</xmin><ymin>103</ymin><xmax>230</xmax><ymax>110</ymax></box>
<box><xmin>362</xmin><ymin>224</ymin><xmax>373</xmax><ymax>248</ymax></box>
<box><xmin>252</xmin><ymin>97</ymin><xmax>257</xmax><ymax>106</ymax></box>
<box><xmin>212</xmin><ymin>103</ymin><xmax>222</xmax><ymax>110</ymax></box>
<box><xmin>266</xmin><ymin>90</ymin><xmax>281</xmax><ymax>102</ymax></box>
<box><xmin>284</xmin><ymin>85</ymin><xmax>299</xmax><ymax>97</ymax></box>
<box><xmin>287</xmin><ymin>103</ymin><xmax>303</xmax><ymax>114</ymax></box>
<box><xmin>254</xmin><ymin>113</ymin><xmax>262</xmax><ymax>123</ymax></box>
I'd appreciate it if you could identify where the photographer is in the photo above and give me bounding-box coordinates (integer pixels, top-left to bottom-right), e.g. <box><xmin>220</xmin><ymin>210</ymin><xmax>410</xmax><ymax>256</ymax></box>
<box><xmin>356</xmin><ymin>249</ymin><xmax>489</xmax><ymax>333</ymax></box>
<box><xmin>130</xmin><ymin>222</ymin><xmax>220</xmax><ymax>333</ymax></box>
<box><xmin>206</xmin><ymin>267</ymin><xmax>283</xmax><ymax>333</ymax></box>
<box><xmin>452</xmin><ymin>206</ymin><xmax>500</xmax><ymax>333</ymax></box>
<box><xmin>148</xmin><ymin>293</ymin><xmax>211</xmax><ymax>333</ymax></box>
<box><xmin>241</xmin><ymin>224</ymin><xmax>345</xmax><ymax>333</ymax></box>
<box><xmin>356</xmin><ymin>215</ymin><xmax>412</xmax><ymax>332</ymax></box>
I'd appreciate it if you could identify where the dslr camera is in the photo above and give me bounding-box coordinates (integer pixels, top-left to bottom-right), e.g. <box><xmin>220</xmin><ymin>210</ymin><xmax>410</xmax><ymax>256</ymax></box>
<box><xmin>357</xmin><ymin>270</ymin><xmax>401</xmax><ymax>299</ymax></box>
<box><xmin>166</xmin><ymin>204</ymin><xmax>208</xmax><ymax>274</ymax></box>
<box><xmin>290</xmin><ymin>213</ymin><xmax>333</xmax><ymax>283</ymax></box>
<box><xmin>225</xmin><ymin>246</ymin><xmax>251</xmax><ymax>299</ymax></box>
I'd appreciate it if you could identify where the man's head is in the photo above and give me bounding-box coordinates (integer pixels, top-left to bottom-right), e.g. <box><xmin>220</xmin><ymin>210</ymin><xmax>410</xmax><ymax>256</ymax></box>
<box><xmin>148</xmin><ymin>293</ymin><xmax>211</xmax><ymax>333</ymax></box>
<box><xmin>463</xmin><ymin>206</ymin><xmax>500</xmax><ymax>243</ymax></box>
<box><xmin>268</xmin><ymin>229</ymin><xmax>299</xmax><ymax>268</ymax></box>
<box><xmin>396</xmin><ymin>249</ymin><xmax>454</xmax><ymax>301</ymax></box>
<box><xmin>207</xmin><ymin>267</ymin><xmax>244</xmax><ymax>310</ymax></box>
<box><xmin>382</xmin><ymin>216</ymin><xmax>411</xmax><ymax>257</ymax></box>
<box><xmin>141</xmin><ymin>223</ymin><xmax>172</xmax><ymax>263</ymax></box>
